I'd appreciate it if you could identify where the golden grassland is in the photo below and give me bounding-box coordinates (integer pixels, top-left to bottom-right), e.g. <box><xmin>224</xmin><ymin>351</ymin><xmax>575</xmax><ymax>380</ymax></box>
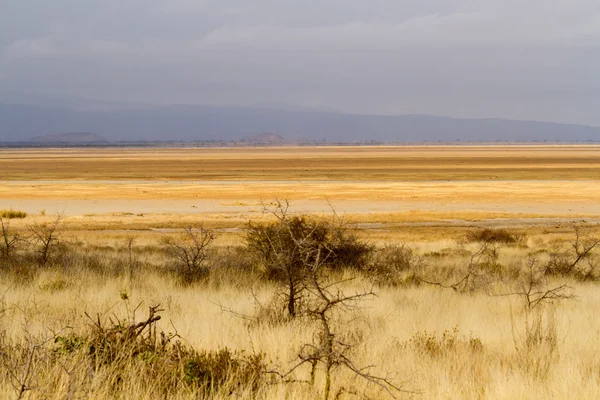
<box><xmin>1</xmin><ymin>181</ymin><xmax>599</xmax><ymax>204</ymax></box>
<box><xmin>4</xmin><ymin>211</ymin><xmax>600</xmax><ymax>246</ymax></box>
<box><xmin>2</xmin><ymin>145</ymin><xmax>600</xmax><ymax>181</ymax></box>
<box><xmin>1</xmin><ymin>146</ymin><xmax>598</xmax><ymax>221</ymax></box>
<box><xmin>1</xmin><ymin>145</ymin><xmax>600</xmax><ymax>398</ymax></box>
<box><xmin>2</xmin><ymin>227</ymin><xmax>600</xmax><ymax>399</ymax></box>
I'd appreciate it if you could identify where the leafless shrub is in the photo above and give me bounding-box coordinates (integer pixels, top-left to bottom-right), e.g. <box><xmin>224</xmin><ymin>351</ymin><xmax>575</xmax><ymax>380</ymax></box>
<box><xmin>278</xmin><ymin>261</ymin><xmax>409</xmax><ymax>399</ymax></box>
<box><xmin>1</xmin><ymin>338</ymin><xmax>43</xmax><ymax>399</ymax></box>
<box><xmin>0</xmin><ymin>215</ymin><xmax>24</xmax><ymax>263</ymax></box>
<box><xmin>544</xmin><ymin>225</ymin><xmax>599</xmax><ymax>280</ymax></box>
<box><xmin>501</xmin><ymin>258</ymin><xmax>574</xmax><ymax>311</ymax></box>
<box><xmin>162</xmin><ymin>226</ymin><xmax>214</xmax><ymax>284</ymax></box>
<box><xmin>0</xmin><ymin>321</ymin><xmax>67</xmax><ymax>399</ymax></box>
<box><xmin>80</xmin><ymin>302</ymin><xmax>175</xmax><ymax>366</ymax></box>
<box><xmin>27</xmin><ymin>212</ymin><xmax>63</xmax><ymax>268</ymax></box>
<box><xmin>420</xmin><ymin>240</ymin><xmax>503</xmax><ymax>293</ymax></box>
<box><xmin>495</xmin><ymin>258</ymin><xmax>573</xmax><ymax>380</ymax></box>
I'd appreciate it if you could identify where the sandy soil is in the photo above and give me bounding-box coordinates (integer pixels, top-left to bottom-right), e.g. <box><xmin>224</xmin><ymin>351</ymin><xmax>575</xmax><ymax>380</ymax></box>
<box><xmin>2</xmin><ymin>145</ymin><xmax>600</xmax><ymax>181</ymax></box>
<box><xmin>0</xmin><ymin>192</ymin><xmax>597</xmax><ymax>218</ymax></box>
<box><xmin>2</xmin><ymin>146</ymin><xmax>598</xmax><ymax>223</ymax></box>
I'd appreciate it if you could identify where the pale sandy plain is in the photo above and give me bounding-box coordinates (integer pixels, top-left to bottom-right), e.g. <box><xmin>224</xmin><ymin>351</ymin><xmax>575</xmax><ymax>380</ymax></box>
<box><xmin>1</xmin><ymin>145</ymin><xmax>599</xmax><ymax>225</ymax></box>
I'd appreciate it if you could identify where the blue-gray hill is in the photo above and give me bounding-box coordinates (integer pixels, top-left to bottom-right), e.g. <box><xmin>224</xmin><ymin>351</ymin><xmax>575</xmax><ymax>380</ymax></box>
<box><xmin>1</xmin><ymin>103</ymin><xmax>598</xmax><ymax>143</ymax></box>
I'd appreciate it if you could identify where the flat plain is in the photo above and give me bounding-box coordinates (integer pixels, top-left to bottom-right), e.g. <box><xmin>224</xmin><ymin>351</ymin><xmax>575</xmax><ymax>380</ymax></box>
<box><xmin>2</xmin><ymin>145</ymin><xmax>600</xmax><ymax>219</ymax></box>
<box><xmin>3</xmin><ymin>145</ymin><xmax>600</xmax><ymax>181</ymax></box>
<box><xmin>1</xmin><ymin>145</ymin><xmax>600</xmax><ymax>399</ymax></box>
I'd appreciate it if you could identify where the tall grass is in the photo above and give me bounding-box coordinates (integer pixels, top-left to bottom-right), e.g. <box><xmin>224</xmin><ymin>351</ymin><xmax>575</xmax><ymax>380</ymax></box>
<box><xmin>0</xmin><ymin>224</ymin><xmax>597</xmax><ymax>398</ymax></box>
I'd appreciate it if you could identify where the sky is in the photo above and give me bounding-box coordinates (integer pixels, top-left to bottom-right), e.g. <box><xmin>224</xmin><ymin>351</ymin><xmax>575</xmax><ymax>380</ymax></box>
<box><xmin>1</xmin><ymin>0</ymin><xmax>600</xmax><ymax>125</ymax></box>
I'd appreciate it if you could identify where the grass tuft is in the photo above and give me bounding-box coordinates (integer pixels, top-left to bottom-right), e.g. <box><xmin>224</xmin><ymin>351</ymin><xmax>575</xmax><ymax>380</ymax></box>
<box><xmin>0</xmin><ymin>209</ymin><xmax>27</xmax><ymax>219</ymax></box>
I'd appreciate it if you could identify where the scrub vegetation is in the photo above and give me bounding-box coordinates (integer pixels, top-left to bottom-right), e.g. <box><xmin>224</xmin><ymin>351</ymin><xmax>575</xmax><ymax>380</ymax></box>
<box><xmin>1</xmin><ymin>145</ymin><xmax>599</xmax><ymax>399</ymax></box>
<box><xmin>0</xmin><ymin>205</ymin><xmax>599</xmax><ymax>399</ymax></box>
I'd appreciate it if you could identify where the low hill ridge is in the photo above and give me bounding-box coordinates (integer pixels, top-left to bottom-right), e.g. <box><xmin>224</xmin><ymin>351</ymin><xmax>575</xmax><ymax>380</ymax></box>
<box><xmin>29</xmin><ymin>132</ymin><xmax>109</xmax><ymax>143</ymax></box>
<box><xmin>1</xmin><ymin>102</ymin><xmax>598</xmax><ymax>143</ymax></box>
<box><xmin>238</xmin><ymin>132</ymin><xmax>286</xmax><ymax>145</ymax></box>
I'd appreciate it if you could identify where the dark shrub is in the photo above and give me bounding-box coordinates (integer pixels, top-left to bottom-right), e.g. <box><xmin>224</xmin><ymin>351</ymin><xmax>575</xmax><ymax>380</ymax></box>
<box><xmin>465</xmin><ymin>228</ymin><xmax>525</xmax><ymax>245</ymax></box>
<box><xmin>246</xmin><ymin>215</ymin><xmax>372</xmax><ymax>279</ymax></box>
<box><xmin>0</xmin><ymin>209</ymin><xmax>27</xmax><ymax>219</ymax></box>
<box><xmin>245</xmin><ymin>208</ymin><xmax>372</xmax><ymax>317</ymax></box>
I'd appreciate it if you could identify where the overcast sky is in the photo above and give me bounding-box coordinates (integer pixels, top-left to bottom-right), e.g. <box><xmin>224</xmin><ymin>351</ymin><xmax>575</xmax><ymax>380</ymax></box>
<box><xmin>1</xmin><ymin>0</ymin><xmax>600</xmax><ymax>125</ymax></box>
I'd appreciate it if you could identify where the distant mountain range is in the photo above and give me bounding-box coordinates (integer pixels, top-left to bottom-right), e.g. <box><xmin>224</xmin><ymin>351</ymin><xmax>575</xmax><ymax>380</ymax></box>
<box><xmin>1</xmin><ymin>102</ymin><xmax>599</xmax><ymax>144</ymax></box>
<box><xmin>29</xmin><ymin>132</ymin><xmax>109</xmax><ymax>144</ymax></box>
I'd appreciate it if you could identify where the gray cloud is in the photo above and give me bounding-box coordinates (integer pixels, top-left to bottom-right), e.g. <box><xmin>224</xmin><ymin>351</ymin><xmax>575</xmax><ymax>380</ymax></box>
<box><xmin>1</xmin><ymin>0</ymin><xmax>600</xmax><ymax>125</ymax></box>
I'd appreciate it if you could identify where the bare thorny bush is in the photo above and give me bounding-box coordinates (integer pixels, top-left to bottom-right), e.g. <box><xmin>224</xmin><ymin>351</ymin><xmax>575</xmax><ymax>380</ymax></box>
<box><xmin>418</xmin><ymin>227</ymin><xmax>581</xmax><ymax>381</ymax></box>
<box><xmin>0</xmin><ymin>215</ymin><xmax>25</xmax><ymax>263</ymax></box>
<box><xmin>28</xmin><ymin>213</ymin><xmax>63</xmax><ymax>268</ymax></box>
<box><xmin>0</xmin><ymin>329</ymin><xmax>59</xmax><ymax>399</ymax></box>
<box><xmin>543</xmin><ymin>225</ymin><xmax>600</xmax><ymax>280</ymax></box>
<box><xmin>501</xmin><ymin>258</ymin><xmax>574</xmax><ymax>380</ymax></box>
<box><xmin>0</xmin><ymin>299</ymin><xmax>72</xmax><ymax>400</ymax></box>
<box><xmin>0</xmin><ymin>213</ymin><xmax>66</xmax><ymax>282</ymax></box>
<box><xmin>245</xmin><ymin>200</ymin><xmax>372</xmax><ymax>318</ymax></box>
<box><xmin>417</xmin><ymin>225</ymin><xmax>599</xmax><ymax>295</ymax></box>
<box><xmin>419</xmin><ymin>237</ymin><xmax>504</xmax><ymax>293</ymax></box>
<box><xmin>287</xmin><ymin>256</ymin><xmax>409</xmax><ymax>400</ymax></box>
<box><xmin>243</xmin><ymin>200</ymin><xmax>407</xmax><ymax>399</ymax></box>
<box><xmin>161</xmin><ymin>226</ymin><xmax>214</xmax><ymax>284</ymax></box>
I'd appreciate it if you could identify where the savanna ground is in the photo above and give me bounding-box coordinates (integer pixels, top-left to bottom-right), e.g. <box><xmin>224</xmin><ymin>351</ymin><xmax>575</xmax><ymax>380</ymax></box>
<box><xmin>0</xmin><ymin>145</ymin><xmax>599</xmax><ymax>399</ymax></box>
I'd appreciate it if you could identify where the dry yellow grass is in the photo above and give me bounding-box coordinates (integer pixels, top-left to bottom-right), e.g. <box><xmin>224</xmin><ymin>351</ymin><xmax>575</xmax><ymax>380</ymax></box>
<box><xmin>1</xmin><ymin>264</ymin><xmax>599</xmax><ymax>399</ymax></box>
<box><xmin>1</xmin><ymin>181</ymin><xmax>599</xmax><ymax>205</ymax></box>
<box><xmin>1</xmin><ymin>145</ymin><xmax>599</xmax><ymax>399</ymax></box>
<box><xmin>0</xmin><ymin>220</ymin><xmax>598</xmax><ymax>398</ymax></box>
<box><xmin>4</xmin><ymin>210</ymin><xmax>598</xmax><ymax>249</ymax></box>
<box><xmin>1</xmin><ymin>145</ymin><xmax>600</xmax><ymax>181</ymax></box>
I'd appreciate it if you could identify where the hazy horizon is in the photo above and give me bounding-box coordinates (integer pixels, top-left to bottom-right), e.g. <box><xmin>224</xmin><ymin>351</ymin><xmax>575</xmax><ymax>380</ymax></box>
<box><xmin>2</xmin><ymin>1</ymin><xmax>600</xmax><ymax>128</ymax></box>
